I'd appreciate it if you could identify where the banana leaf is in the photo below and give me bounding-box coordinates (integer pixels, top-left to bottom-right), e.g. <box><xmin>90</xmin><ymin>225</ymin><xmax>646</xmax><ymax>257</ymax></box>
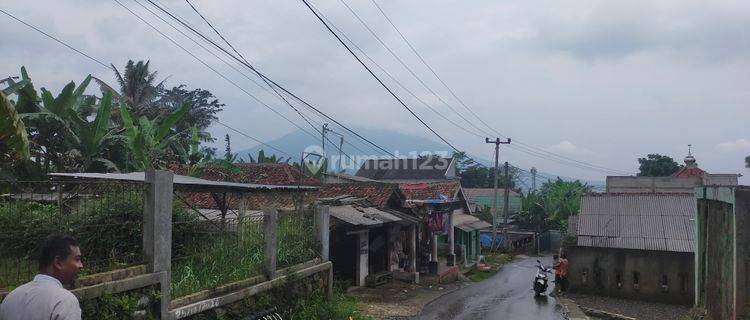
<box><xmin>0</xmin><ymin>91</ymin><xmax>30</xmax><ymax>159</ymax></box>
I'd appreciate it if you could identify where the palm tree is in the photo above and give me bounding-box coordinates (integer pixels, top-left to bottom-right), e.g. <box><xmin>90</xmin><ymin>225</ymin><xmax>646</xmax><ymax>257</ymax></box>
<box><xmin>111</xmin><ymin>60</ymin><xmax>165</xmax><ymax>118</ymax></box>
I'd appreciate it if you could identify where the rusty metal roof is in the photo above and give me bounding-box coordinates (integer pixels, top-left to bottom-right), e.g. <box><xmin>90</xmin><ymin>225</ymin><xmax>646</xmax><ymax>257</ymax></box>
<box><xmin>576</xmin><ymin>193</ymin><xmax>695</xmax><ymax>253</ymax></box>
<box><xmin>329</xmin><ymin>205</ymin><xmax>402</xmax><ymax>227</ymax></box>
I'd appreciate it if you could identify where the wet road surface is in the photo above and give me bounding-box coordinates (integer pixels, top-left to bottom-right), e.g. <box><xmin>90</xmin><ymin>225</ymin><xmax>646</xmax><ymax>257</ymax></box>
<box><xmin>411</xmin><ymin>255</ymin><xmax>565</xmax><ymax>320</ymax></box>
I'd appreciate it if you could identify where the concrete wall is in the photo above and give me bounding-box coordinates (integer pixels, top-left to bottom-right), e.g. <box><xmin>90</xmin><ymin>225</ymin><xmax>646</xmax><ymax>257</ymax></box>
<box><xmin>696</xmin><ymin>187</ymin><xmax>750</xmax><ymax>320</ymax></box>
<box><xmin>703</xmin><ymin>174</ymin><xmax>739</xmax><ymax>186</ymax></box>
<box><xmin>736</xmin><ymin>189</ymin><xmax>749</xmax><ymax>319</ymax></box>
<box><xmin>567</xmin><ymin>246</ymin><xmax>694</xmax><ymax>305</ymax></box>
<box><xmin>606</xmin><ymin>176</ymin><xmax>702</xmax><ymax>193</ymax></box>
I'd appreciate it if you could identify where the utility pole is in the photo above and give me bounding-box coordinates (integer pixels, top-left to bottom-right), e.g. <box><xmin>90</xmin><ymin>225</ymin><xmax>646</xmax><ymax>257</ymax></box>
<box><xmin>322</xmin><ymin>123</ymin><xmax>328</xmax><ymax>155</ymax></box>
<box><xmin>502</xmin><ymin>161</ymin><xmax>511</xmax><ymax>250</ymax></box>
<box><xmin>530</xmin><ymin>167</ymin><xmax>537</xmax><ymax>192</ymax></box>
<box><xmin>322</xmin><ymin>123</ymin><xmax>344</xmax><ymax>172</ymax></box>
<box><xmin>485</xmin><ymin>137</ymin><xmax>511</xmax><ymax>252</ymax></box>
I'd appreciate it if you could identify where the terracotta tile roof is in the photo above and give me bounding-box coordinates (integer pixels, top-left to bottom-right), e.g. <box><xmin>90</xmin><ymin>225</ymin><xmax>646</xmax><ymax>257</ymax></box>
<box><xmin>672</xmin><ymin>166</ymin><xmax>705</xmax><ymax>178</ymax></box>
<box><xmin>170</xmin><ymin>163</ymin><xmax>318</xmax><ymax>211</ymax></box>
<box><xmin>317</xmin><ymin>183</ymin><xmax>402</xmax><ymax>209</ymax></box>
<box><xmin>398</xmin><ymin>181</ymin><xmax>462</xmax><ymax>201</ymax></box>
<box><xmin>177</xmin><ymin>190</ymin><xmax>315</xmax><ymax>211</ymax></box>
<box><xmin>170</xmin><ymin>163</ymin><xmax>320</xmax><ymax>186</ymax></box>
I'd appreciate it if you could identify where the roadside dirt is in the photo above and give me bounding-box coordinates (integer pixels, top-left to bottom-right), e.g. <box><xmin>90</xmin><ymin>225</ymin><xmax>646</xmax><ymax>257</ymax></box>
<box><xmin>347</xmin><ymin>280</ymin><xmax>473</xmax><ymax>320</ymax></box>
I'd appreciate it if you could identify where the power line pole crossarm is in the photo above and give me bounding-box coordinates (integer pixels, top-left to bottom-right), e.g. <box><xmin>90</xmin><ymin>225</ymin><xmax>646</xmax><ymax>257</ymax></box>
<box><xmin>485</xmin><ymin>137</ymin><xmax>511</xmax><ymax>252</ymax></box>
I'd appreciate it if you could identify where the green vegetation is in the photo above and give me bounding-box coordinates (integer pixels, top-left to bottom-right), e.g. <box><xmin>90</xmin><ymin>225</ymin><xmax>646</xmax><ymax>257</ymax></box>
<box><xmin>287</xmin><ymin>289</ymin><xmax>370</xmax><ymax>320</ymax></box>
<box><xmin>453</xmin><ymin>151</ymin><xmax>519</xmax><ymax>189</ymax></box>
<box><xmin>171</xmin><ymin>229</ymin><xmax>264</xmax><ymax>298</ymax></box>
<box><xmin>171</xmin><ymin>211</ymin><xmax>318</xmax><ymax>298</ymax></box>
<box><xmin>0</xmin><ymin>62</ymin><xmax>223</xmax><ymax>180</ymax></box>
<box><xmin>0</xmin><ymin>195</ymin><xmax>198</xmax><ymax>288</ymax></box>
<box><xmin>638</xmin><ymin>153</ymin><xmax>680</xmax><ymax>177</ymax></box>
<box><xmin>80</xmin><ymin>287</ymin><xmax>159</xmax><ymax>319</ymax></box>
<box><xmin>186</xmin><ymin>283</ymin><xmax>370</xmax><ymax>320</ymax></box>
<box><xmin>466</xmin><ymin>253</ymin><xmax>513</xmax><ymax>282</ymax></box>
<box><xmin>513</xmin><ymin>178</ymin><xmax>592</xmax><ymax>233</ymax></box>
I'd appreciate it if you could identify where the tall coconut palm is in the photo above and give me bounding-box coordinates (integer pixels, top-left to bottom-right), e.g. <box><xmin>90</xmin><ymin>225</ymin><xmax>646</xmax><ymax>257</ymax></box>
<box><xmin>111</xmin><ymin>60</ymin><xmax>165</xmax><ymax>118</ymax></box>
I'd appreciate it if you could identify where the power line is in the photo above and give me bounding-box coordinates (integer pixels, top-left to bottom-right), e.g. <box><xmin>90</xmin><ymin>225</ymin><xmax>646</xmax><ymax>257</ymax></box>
<box><xmin>301</xmin><ymin>0</ymin><xmax>462</xmax><ymax>152</ymax></box>
<box><xmin>337</xmin><ymin>0</ymin><xmax>491</xmax><ymax>138</ymax></box>
<box><xmin>216</xmin><ymin>120</ymin><xmax>291</xmax><ymax>157</ymax></box>
<box><xmin>307</xmin><ymin>1</ymin><xmax>486</xmax><ymax>139</ymax></box>
<box><xmin>0</xmin><ymin>9</ymin><xmax>112</xmax><ymax>71</ymax></box>
<box><xmin>176</xmin><ymin>0</ymin><xmax>367</xmax><ymax>163</ymax></box>
<box><xmin>368</xmin><ymin>0</ymin><xmax>631</xmax><ymax>175</ymax></box>
<box><xmin>0</xmin><ymin>6</ymin><xmax>296</xmax><ymax>162</ymax></box>
<box><xmin>115</xmin><ymin>0</ymin><xmax>326</xmax><ymax>147</ymax></box>
<box><xmin>127</xmin><ymin>0</ymin><xmax>367</xmax><ymax>167</ymax></box>
<box><xmin>144</xmin><ymin>0</ymin><xmax>397</xmax><ymax>158</ymax></box>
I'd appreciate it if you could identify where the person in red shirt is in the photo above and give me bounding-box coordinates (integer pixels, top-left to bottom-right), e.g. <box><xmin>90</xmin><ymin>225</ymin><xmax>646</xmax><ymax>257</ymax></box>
<box><xmin>553</xmin><ymin>252</ymin><xmax>569</xmax><ymax>293</ymax></box>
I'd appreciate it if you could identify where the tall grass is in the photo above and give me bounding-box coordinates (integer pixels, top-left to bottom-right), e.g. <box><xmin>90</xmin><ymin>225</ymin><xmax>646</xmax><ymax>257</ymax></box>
<box><xmin>170</xmin><ymin>211</ymin><xmax>320</xmax><ymax>298</ymax></box>
<box><xmin>171</xmin><ymin>226</ymin><xmax>264</xmax><ymax>298</ymax></box>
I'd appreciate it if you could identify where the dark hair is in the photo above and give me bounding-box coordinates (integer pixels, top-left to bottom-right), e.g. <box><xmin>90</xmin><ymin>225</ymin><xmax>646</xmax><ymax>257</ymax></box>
<box><xmin>561</xmin><ymin>252</ymin><xmax>567</xmax><ymax>259</ymax></box>
<box><xmin>38</xmin><ymin>234</ymin><xmax>79</xmax><ymax>270</ymax></box>
<box><xmin>553</xmin><ymin>254</ymin><xmax>559</xmax><ymax>259</ymax></box>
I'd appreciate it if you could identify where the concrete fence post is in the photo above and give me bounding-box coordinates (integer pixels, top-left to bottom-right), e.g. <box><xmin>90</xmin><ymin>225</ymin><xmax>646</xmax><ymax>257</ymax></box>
<box><xmin>263</xmin><ymin>208</ymin><xmax>278</xmax><ymax>280</ymax></box>
<box><xmin>143</xmin><ymin>170</ymin><xmax>174</xmax><ymax>319</ymax></box>
<box><xmin>315</xmin><ymin>205</ymin><xmax>330</xmax><ymax>262</ymax></box>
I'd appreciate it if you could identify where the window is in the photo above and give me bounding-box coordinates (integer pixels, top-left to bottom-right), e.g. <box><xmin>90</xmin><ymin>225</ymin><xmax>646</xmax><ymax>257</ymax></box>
<box><xmin>679</xmin><ymin>274</ymin><xmax>689</xmax><ymax>293</ymax></box>
<box><xmin>615</xmin><ymin>270</ymin><xmax>623</xmax><ymax>289</ymax></box>
<box><xmin>660</xmin><ymin>274</ymin><xmax>669</xmax><ymax>293</ymax></box>
<box><xmin>633</xmin><ymin>271</ymin><xmax>640</xmax><ymax>290</ymax></box>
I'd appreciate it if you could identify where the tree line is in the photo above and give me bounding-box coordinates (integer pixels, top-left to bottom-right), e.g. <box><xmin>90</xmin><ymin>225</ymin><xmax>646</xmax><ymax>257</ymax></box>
<box><xmin>0</xmin><ymin>60</ymin><xmax>227</xmax><ymax>180</ymax></box>
<box><xmin>0</xmin><ymin>60</ymin><xmax>331</xmax><ymax>181</ymax></box>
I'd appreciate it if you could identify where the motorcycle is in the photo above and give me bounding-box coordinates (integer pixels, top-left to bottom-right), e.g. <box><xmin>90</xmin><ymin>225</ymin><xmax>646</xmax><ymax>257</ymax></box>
<box><xmin>533</xmin><ymin>259</ymin><xmax>553</xmax><ymax>296</ymax></box>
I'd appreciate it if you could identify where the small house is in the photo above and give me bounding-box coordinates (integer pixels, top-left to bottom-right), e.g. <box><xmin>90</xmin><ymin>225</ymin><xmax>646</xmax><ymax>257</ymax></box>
<box><xmin>317</xmin><ymin>183</ymin><xmax>419</xmax><ymax>286</ymax></box>
<box><xmin>568</xmin><ymin>193</ymin><xmax>695</xmax><ymax>305</ymax></box>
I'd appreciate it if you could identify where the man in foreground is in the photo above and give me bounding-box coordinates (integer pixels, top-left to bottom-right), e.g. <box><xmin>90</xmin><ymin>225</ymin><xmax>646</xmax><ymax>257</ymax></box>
<box><xmin>0</xmin><ymin>234</ymin><xmax>84</xmax><ymax>320</ymax></box>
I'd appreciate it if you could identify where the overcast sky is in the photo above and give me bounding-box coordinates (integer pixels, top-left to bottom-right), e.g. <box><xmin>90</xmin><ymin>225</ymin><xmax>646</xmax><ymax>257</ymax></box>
<box><xmin>2</xmin><ymin>0</ymin><xmax>749</xmax><ymax>183</ymax></box>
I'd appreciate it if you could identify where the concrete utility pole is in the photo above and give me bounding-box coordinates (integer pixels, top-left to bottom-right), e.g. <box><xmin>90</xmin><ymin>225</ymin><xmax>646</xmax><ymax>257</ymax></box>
<box><xmin>485</xmin><ymin>137</ymin><xmax>511</xmax><ymax>251</ymax></box>
<box><xmin>530</xmin><ymin>167</ymin><xmax>537</xmax><ymax>192</ymax></box>
<box><xmin>502</xmin><ymin>162</ymin><xmax>511</xmax><ymax>250</ymax></box>
<box><xmin>322</xmin><ymin>123</ymin><xmax>344</xmax><ymax>172</ymax></box>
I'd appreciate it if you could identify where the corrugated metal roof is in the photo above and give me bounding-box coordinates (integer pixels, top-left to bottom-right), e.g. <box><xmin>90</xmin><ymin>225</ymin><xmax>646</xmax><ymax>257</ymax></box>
<box><xmin>453</xmin><ymin>213</ymin><xmax>492</xmax><ymax>232</ymax></box>
<box><xmin>329</xmin><ymin>205</ymin><xmax>402</xmax><ymax>227</ymax></box>
<box><xmin>49</xmin><ymin>172</ymin><xmax>317</xmax><ymax>191</ymax></box>
<box><xmin>576</xmin><ymin>193</ymin><xmax>695</xmax><ymax>253</ymax></box>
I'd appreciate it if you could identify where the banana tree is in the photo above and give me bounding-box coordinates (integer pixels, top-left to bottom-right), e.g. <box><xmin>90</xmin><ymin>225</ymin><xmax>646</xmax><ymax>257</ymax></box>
<box><xmin>68</xmin><ymin>91</ymin><xmax>120</xmax><ymax>172</ymax></box>
<box><xmin>0</xmin><ymin>91</ymin><xmax>30</xmax><ymax>160</ymax></box>
<box><xmin>120</xmin><ymin>101</ymin><xmax>190</xmax><ymax>170</ymax></box>
<box><xmin>3</xmin><ymin>67</ymin><xmax>100</xmax><ymax>172</ymax></box>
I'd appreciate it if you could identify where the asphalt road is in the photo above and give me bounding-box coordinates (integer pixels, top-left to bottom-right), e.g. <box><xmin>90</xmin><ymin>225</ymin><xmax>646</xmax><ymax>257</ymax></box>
<box><xmin>411</xmin><ymin>255</ymin><xmax>565</xmax><ymax>320</ymax></box>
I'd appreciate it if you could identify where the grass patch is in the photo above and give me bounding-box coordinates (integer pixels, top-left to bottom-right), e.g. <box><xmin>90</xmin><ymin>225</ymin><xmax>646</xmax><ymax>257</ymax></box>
<box><xmin>466</xmin><ymin>253</ymin><xmax>513</xmax><ymax>282</ymax></box>
<box><xmin>171</xmin><ymin>230</ymin><xmax>264</xmax><ymax>298</ymax></box>
<box><xmin>286</xmin><ymin>289</ymin><xmax>371</xmax><ymax>320</ymax></box>
<box><xmin>171</xmin><ymin>211</ymin><xmax>318</xmax><ymax>298</ymax></box>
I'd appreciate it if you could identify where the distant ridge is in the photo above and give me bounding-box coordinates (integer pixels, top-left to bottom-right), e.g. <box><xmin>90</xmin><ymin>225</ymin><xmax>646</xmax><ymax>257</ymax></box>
<box><xmin>234</xmin><ymin>128</ymin><xmax>604</xmax><ymax>191</ymax></box>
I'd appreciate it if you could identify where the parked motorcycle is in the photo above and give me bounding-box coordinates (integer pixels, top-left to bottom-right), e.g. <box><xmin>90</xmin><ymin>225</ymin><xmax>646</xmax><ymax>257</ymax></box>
<box><xmin>533</xmin><ymin>259</ymin><xmax>553</xmax><ymax>296</ymax></box>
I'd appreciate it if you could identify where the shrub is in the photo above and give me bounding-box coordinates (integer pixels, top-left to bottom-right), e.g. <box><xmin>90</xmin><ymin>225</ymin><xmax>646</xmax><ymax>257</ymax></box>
<box><xmin>0</xmin><ymin>196</ymin><xmax>200</xmax><ymax>278</ymax></box>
